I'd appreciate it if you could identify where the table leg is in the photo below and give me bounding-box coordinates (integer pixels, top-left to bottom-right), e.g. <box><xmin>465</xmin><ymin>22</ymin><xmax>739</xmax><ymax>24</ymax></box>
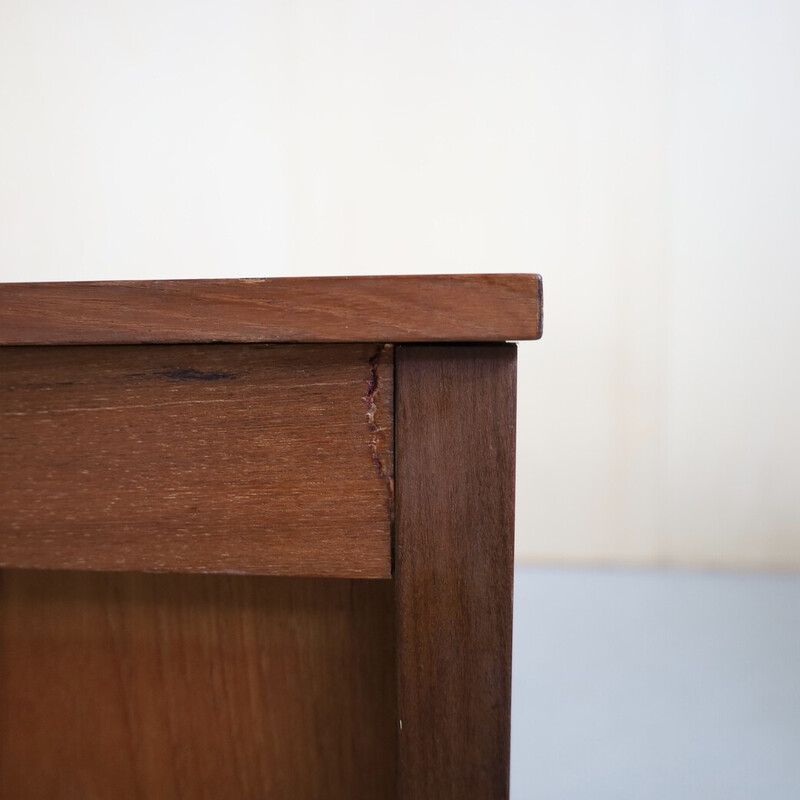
<box><xmin>395</xmin><ymin>344</ymin><xmax>517</xmax><ymax>800</ymax></box>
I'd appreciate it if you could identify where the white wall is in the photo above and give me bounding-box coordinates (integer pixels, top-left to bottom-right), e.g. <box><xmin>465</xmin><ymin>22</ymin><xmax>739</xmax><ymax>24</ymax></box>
<box><xmin>2</xmin><ymin>0</ymin><xmax>798</xmax><ymax>568</ymax></box>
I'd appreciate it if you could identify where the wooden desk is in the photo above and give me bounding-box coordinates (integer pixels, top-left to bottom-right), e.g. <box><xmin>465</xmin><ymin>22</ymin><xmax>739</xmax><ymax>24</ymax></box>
<box><xmin>0</xmin><ymin>274</ymin><xmax>542</xmax><ymax>799</ymax></box>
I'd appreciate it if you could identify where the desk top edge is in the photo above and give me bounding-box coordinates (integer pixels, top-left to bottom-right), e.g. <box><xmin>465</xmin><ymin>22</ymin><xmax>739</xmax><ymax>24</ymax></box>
<box><xmin>0</xmin><ymin>273</ymin><xmax>543</xmax><ymax>345</ymax></box>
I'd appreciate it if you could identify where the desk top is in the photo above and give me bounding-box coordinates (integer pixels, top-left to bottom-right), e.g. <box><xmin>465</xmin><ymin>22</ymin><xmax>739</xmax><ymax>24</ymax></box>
<box><xmin>0</xmin><ymin>273</ymin><xmax>542</xmax><ymax>345</ymax></box>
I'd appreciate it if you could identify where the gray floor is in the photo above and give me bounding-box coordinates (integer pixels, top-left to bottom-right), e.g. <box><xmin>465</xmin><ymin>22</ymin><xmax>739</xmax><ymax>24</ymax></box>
<box><xmin>510</xmin><ymin>567</ymin><xmax>800</xmax><ymax>799</ymax></box>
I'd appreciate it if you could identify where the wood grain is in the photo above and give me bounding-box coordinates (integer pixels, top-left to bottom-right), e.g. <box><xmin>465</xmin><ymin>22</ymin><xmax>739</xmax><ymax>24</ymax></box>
<box><xmin>0</xmin><ymin>569</ymin><xmax>397</xmax><ymax>799</ymax></box>
<box><xmin>0</xmin><ymin>274</ymin><xmax>542</xmax><ymax>345</ymax></box>
<box><xmin>394</xmin><ymin>345</ymin><xmax>517</xmax><ymax>799</ymax></box>
<box><xmin>0</xmin><ymin>343</ymin><xmax>393</xmax><ymax>577</ymax></box>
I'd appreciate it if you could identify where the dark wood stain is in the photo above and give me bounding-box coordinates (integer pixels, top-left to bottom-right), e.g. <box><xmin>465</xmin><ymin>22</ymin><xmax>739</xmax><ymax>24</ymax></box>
<box><xmin>0</xmin><ymin>274</ymin><xmax>542</xmax><ymax>345</ymax></box>
<box><xmin>156</xmin><ymin>368</ymin><xmax>240</xmax><ymax>381</ymax></box>
<box><xmin>0</xmin><ymin>569</ymin><xmax>397</xmax><ymax>799</ymax></box>
<box><xmin>0</xmin><ymin>343</ymin><xmax>393</xmax><ymax>578</ymax></box>
<box><xmin>394</xmin><ymin>345</ymin><xmax>517</xmax><ymax>799</ymax></box>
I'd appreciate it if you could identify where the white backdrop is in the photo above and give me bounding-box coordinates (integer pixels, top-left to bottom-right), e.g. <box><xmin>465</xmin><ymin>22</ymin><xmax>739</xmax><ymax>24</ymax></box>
<box><xmin>2</xmin><ymin>0</ymin><xmax>798</xmax><ymax>568</ymax></box>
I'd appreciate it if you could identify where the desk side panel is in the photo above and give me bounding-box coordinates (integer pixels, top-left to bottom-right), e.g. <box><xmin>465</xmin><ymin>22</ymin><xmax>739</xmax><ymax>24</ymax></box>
<box><xmin>0</xmin><ymin>344</ymin><xmax>393</xmax><ymax>577</ymax></box>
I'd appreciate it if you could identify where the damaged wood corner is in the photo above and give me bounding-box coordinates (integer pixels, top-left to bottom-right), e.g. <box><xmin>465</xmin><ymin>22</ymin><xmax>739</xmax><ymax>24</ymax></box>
<box><xmin>363</xmin><ymin>344</ymin><xmax>395</xmax><ymax>506</ymax></box>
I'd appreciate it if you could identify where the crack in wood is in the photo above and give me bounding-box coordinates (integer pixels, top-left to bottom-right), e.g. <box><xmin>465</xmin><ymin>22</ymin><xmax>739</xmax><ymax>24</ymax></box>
<box><xmin>363</xmin><ymin>345</ymin><xmax>394</xmax><ymax>507</ymax></box>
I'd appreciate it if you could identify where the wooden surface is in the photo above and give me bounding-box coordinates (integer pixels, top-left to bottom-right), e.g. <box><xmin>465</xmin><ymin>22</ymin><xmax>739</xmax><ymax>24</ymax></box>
<box><xmin>0</xmin><ymin>343</ymin><xmax>393</xmax><ymax>577</ymax></box>
<box><xmin>394</xmin><ymin>345</ymin><xmax>517</xmax><ymax>799</ymax></box>
<box><xmin>0</xmin><ymin>274</ymin><xmax>542</xmax><ymax>345</ymax></box>
<box><xmin>0</xmin><ymin>569</ymin><xmax>397</xmax><ymax>799</ymax></box>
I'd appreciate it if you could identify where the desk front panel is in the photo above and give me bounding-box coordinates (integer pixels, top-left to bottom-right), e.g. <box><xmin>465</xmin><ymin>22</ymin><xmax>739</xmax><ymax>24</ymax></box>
<box><xmin>0</xmin><ymin>343</ymin><xmax>393</xmax><ymax>578</ymax></box>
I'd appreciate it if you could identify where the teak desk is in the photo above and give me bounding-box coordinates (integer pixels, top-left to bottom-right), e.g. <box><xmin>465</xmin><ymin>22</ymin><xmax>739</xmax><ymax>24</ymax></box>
<box><xmin>0</xmin><ymin>274</ymin><xmax>543</xmax><ymax>800</ymax></box>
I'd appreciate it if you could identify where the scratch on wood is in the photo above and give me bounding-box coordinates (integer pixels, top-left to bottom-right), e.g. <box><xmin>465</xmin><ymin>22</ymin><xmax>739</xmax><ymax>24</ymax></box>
<box><xmin>157</xmin><ymin>368</ymin><xmax>239</xmax><ymax>381</ymax></box>
<box><xmin>122</xmin><ymin>369</ymin><xmax>240</xmax><ymax>381</ymax></box>
<box><xmin>363</xmin><ymin>345</ymin><xmax>394</xmax><ymax>504</ymax></box>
